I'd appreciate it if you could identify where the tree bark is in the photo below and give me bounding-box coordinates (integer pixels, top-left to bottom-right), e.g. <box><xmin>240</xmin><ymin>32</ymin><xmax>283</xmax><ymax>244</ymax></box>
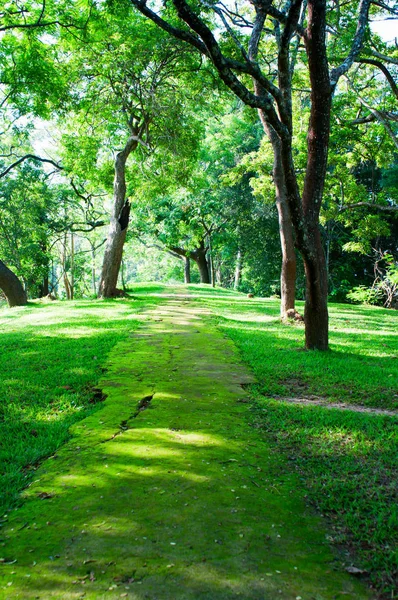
<box><xmin>207</xmin><ymin>234</ymin><xmax>215</xmax><ymax>287</ymax></box>
<box><xmin>98</xmin><ymin>136</ymin><xmax>137</xmax><ymax>298</ymax></box>
<box><xmin>300</xmin><ymin>0</ymin><xmax>332</xmax><ymax>350</ymax></box>
<box><xmin>40</xmin><ymin>274</ymin><xmax>49</xmax><ymax>297</ymax></box>
<box><xmin>191</xmin><ymin>241</ymin><xmax>210</xmax><ymax>283</ymax></box>
<box><xmin>70</xmin><ymin>232</ymin><xmax>75</xmax><ymax>300</ymax></box>
<box><xmin>0</xmin><ymin>260</ymin><xmax>27</xmax><ymax>307</ymax></box>
<box><xmin>257</xmin><ymin>111</ymin><xmax>297</xmax><ymax>318</ymax></box>
<box><xmin>90</xmin><ymin>242</ymin><xmax>97</xmax><ymax>296</ymax></box>
<box><xmin>234</xmin><ymin>249</ymin><xmax>242</xmax><ymax>290</ymax></box>
<box><xmin>62</xmin><ymin>233</ymin><xmax>72</xmax><ymax>300</ymax></box>
<box><xmin>184</xmin><ymin>256</ymin><xmax>191</xmax><ymax>284</ymax></box>
<box><xmin>302</xmin><ymin>226</ymin><xmax>329</xmax><ymax>349</ymax></box>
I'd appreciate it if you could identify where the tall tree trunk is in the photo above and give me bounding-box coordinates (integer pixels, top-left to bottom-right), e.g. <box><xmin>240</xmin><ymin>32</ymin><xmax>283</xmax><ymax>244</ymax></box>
<box><xmin>234</xmin><ymin>249</ymin><xmax>242</xmax><ymax>290</ymax></box>
<box><xmin>184</xmin><ymin>256</ymin><xmax>191</xmax><ymax>284</ymax></box>
<box><xmin>300</xmin><ymin>0</ymin><xmax>331</xmax><ymax>350</ymax></box>
<box><xmin>260</xmin><ymin>118</ymin><xmax>297</xmax><ymax>318</ymax></box>
<box><xmin>91</xmin><ymin>243</ymin><xmax>97</xmax><ymax>296</ymax></box>
<box><xmin>99</xmin><ymin>136</ymin><xmax>137</xmax><ymax>298</ymax></box>
<box><xmin>207</xmin><ymin>234</ymin><xmax>215</xmax><ymax>287</ymax></box>
<box><xmin>0</xmin><ymin>260</ymin><xmax>27</xmax><ymax>307</ymax></box>
<box><xmin>302</xmin><ymin>225</ymin><xmax>329</xmax><ymax>349</ymax></box>
<box><xmin>191</xmin><ymin>241</ymin><xmax>210</xmax><ymax>284</ymax></box>
<box><xmin>70</xmin><ymin>232</ymin><xmax>75</xmax><ymax>300</ymax></box>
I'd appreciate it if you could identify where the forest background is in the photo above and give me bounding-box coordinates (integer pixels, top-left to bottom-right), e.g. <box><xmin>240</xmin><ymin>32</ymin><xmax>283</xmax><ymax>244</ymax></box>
<box><xmin>0</xmin><ymin>0</ymin><xmax>397</xmax><ymax>333</ymax></box>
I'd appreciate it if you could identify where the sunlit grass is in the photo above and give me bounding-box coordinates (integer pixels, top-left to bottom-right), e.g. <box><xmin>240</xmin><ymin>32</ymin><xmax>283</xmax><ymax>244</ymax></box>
<box><xmin>190</xmin><ymin>289</ymin><xmax>397</xmax><ymax>596</ymax></box>
<box><xmin>0</xmin><ymin>295</ymin><xmax>160</xmax><ymax>514</ymax></box>
<box><xmin>1</xmin><ymin>284</ymin><xmax>396</xmax><ymax>596</ymax></box>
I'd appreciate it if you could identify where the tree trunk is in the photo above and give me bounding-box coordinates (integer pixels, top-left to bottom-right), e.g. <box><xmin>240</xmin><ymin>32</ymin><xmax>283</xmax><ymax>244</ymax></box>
<box><xmin>184</xmin><ymin>256</ymin><xmax>191</xmax><ymax>284</ymax></box>
<box><xmin>62</xmin><ymin>233</ymin><xmax>72</xmax><ymax>300</ymax></box>
<box><xmin>303</xmin><ymin>225</ymin><xmax>329</xmax><ymax>349</ymax></box>
<box><xmin>195</xmin><ymin>255</ymin><xmax>210</xmax><ymax>283</ymax></box>
<box><xmin>300</xmin><ymin>0</ymin><xmax>332</xmax><ymax>350</ymax></box>
<box><xmin>191</xmin><ymin>241</ymin><xmax>210</xmax><ymax>284</ymax></box>
<box><xmin>70</xmin><ymin>232</ymin><xmax>75</xmax><ymax>300</ymax></box>
<box><xmin>99</xmin><ymin>136</ymin><xmax>137</xmax><ymax>298</ymax></box>
<box><xmin>121</xmin><ymin>258</ymin><xmax>127</xmax><ymax>291</ymax></box>
<box><xmin>0</xmin><ymin>260</ymin><xmax>27</xmax><ymax>307</ymax></box>
<box><xmin>260</xmin><ymin>119</ymin><xmax>297</xmax><ymax>318</ymax></box>
<box><xmin>215</xmin><ymin>263</ymin><xmax>222</xmax><ymax>286</ymax></box>
<box><xmin>277</xmin><ymin>197</ymin><xmax>297</xmax><ymax>317</ymax></box>
<box><xmin>91</xmin><ymin>243</ymin><xmax>97</xmax><ymax>296</ymax></box>
<box><xmin>39</xmin><ymin>240</ymin><xmax>49</xmax><ymax>297</ymax></box>
<box><xmin>234</xmin><ymin>250</ymin><xmax>242</xmax><ymax>290</ymax></box>
<box><xmin>40</xmin><ymin>274</ymin><xmax>49</xmax><ymax>297</ymax></box>
<box><xmin>207</xmin><ymin>235</ymin><xmax>215</xmax><ymax>287</ymax></box>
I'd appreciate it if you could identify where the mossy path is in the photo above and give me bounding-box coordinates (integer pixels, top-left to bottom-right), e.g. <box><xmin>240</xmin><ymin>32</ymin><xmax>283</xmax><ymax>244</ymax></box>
<box><xmin>0</xmin><ymin>299</ymin><xmax>371</xmax><ymax>599</ymax></box>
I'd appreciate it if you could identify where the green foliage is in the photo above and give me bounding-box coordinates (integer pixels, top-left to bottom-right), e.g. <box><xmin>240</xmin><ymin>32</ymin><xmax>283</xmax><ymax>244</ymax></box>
<box><xmin>347</xmin><ymin>253</ymin><xmax>398</xmax><ymax>308</ymax></box>
<box><xmin>346</xmin><ymin>285</ymin><xmax>383</xmax><ymax>305</ymax></box>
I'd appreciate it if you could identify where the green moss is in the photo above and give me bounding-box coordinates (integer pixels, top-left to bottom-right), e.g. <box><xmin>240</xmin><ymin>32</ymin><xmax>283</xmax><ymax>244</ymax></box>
<box><xmin>0</xmin><ymin>295</ymin><xmax>160</xmax><ymax>514</ymax></box>
<box><xmin>0</xmin><ymin>295</ymin><xmax>370</xmax><ymax>599</ymax></box>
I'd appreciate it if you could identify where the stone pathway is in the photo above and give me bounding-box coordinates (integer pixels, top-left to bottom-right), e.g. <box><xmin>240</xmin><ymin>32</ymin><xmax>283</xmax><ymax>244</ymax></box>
<box><xmin>0</xmin><ymin>300</ymin><xmax>371</xmax><ymax>599</ymax></box>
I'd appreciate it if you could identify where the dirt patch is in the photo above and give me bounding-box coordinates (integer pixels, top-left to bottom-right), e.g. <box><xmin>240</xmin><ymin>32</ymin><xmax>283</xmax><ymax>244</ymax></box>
<box><xmin>272</xmin><ymin>396</ymin><xmax>398</xmax><ymax>417</ymax></box>
<box><xmin>89</xmin><ymin>387</ymin><xmax>107</xmax><ymax>404</ymax></box>
<box><xmin>279</xmin><ymin>376</ymin><xmax>310</xmax><ymax>396</ymax></box>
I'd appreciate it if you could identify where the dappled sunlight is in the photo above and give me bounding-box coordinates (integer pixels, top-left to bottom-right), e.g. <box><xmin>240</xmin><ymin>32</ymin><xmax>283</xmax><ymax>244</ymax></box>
<box><xmin>46</xmin><ymin>326</ymin><xmax>100</xmax><ymax>338</ymax></box>
<box><xmin>106</xmin><ymin>443</ymin><xmax>185</xmax><ymax>461</ymax></box>
<box><xmin>222</xmin><ymin>312</ymin><xmax>276</xmax><ymax>323</ymax></box>
<box><xmin>0</xmin><ymin>293</ymin><xmax>377</xmax><ymax>599</ymax></box>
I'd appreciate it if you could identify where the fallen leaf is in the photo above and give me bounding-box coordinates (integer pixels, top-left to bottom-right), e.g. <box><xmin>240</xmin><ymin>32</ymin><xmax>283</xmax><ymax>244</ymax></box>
<box><xmin>37</xmin><ymin>492</ymin><xmax>54</xmax><ymax>500</ymax></box>
<box><xmin>345</xmin><ymin>566</ymin><xmax>367</xmax><ymax>575</ymax></box>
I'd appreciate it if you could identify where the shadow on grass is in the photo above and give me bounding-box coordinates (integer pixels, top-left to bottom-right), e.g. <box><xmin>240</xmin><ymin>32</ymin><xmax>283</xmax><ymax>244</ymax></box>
<box><xmin>0</xmin><ymin>298</ymin><xmax>160</xmax><ymax>515</ymax></box>
<box><xmin>0</xmin><ymin>411</ymin><xmax>371</xmax><ymax>600</ymax></box>
<box><xmin>249</xmin><ymin>394</ymin><xmax>398</xmax><ymax>595</ymax></box>
<box><xmin>214</xmin><ymin>314</ymin><xmax>397</xmax><ymax>409</ymax></box>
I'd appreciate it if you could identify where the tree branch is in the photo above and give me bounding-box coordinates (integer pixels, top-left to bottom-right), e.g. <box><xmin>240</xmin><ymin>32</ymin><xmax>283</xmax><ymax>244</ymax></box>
<box><xmin>0</xmin><ymin>154</ymin><xmax>63</xmax><ymax>178</ymax></box>
<box><xmin>356</xmin><ymin>58</ymin><xmax>398</xmax><ymax>99</ymax></box>
<box><xmin>330</xmin><ymin>0</ymin><xmax>371</xmax><ymax>88</ymax></box>
<box><xmin>346</xmin><ymin>77</ymin><xmax>398</xmax><ymax>150</ymax></box>
<box><xmin>340</xmin><ymin>202</ymin><xmax>398</xmax><ymax>212</ymax></box>
<box><xmin>129</xmin><ymin>0</ymin><xmax>209</xmax><ymax>56</ymax></box>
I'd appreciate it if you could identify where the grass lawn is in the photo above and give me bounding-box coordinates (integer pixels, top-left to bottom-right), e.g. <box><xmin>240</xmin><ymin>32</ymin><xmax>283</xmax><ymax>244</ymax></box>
<box><xmin>190</xmin><ymin>288</ymin><xmax>397</xmax><ymax>597</ymax></box>
<box><xmin>0</xmin><ymin>288</ymin><xmax>163</xmax><ymax>515</ymax></box>
<box><xmin>0</xmin><ymin>283</ymin><xmax>396</xmax><ymax>597</ymax></box>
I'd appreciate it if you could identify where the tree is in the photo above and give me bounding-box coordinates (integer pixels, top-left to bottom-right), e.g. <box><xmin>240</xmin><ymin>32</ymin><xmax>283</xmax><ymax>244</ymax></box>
<box><xmin>58</xmin><ymin>7</ymin><xmax>202</xmax><ymax>297</ymax></box>
<box><xmin>0</xmin><ymin>260</ymin><xmax>27</xmax><ymax>306</ymax></box>
<box><xmin>130</xmin><ymin>0</ymin><xmax>394</xmax><ymax>349</ymax></box>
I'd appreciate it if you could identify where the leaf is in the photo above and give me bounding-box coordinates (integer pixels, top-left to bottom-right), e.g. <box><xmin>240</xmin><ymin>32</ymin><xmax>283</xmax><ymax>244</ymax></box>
<box><xmin>345</xmin><ymin>566</ymin><xmax>367</xmax><ymax>575</ymax></box>
<box><xmin>37</xmin><ymin>492</ymin><xmax>54</xmax><ymax>499</ymax></box>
